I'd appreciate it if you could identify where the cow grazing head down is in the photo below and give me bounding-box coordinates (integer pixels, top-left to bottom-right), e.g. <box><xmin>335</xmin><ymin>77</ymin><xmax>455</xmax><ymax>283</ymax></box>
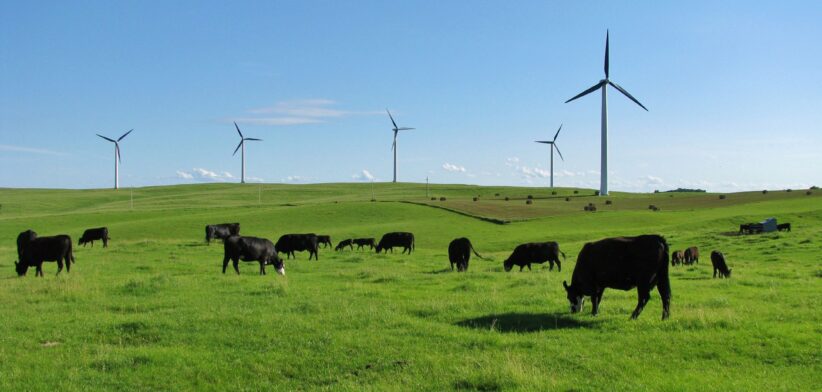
<box><xmin>563</xmin><ymin>281</ymin><xmax>585</xmax><ymax>313</ymax></box>
<box><xmin>15</xmin><ymin>260</ymin><xmax>29</xmax><ymax>276</ymax></box>
<box><xmin>503</xmin><ymin>258</ymin><xmax>514</xmax><ymax>272</ymax></box>
<box><xmin>268</xmin><ymin>255</ymin><xmax>285</xmax><ymax>276</ymax></box>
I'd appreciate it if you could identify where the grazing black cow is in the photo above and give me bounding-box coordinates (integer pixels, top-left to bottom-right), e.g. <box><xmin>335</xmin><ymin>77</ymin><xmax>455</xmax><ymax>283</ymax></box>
<box><xmin>710</xmin><ymin>250</ymin><xmax>732</xmax><ymax>278</ymax></box>
<box><xmin>79</xmin><ymin>227</ymin><xmax>110</xmax><ymax>248</ymax></box>
<box><xmin>671</xmin><ymin>250</ymin><xmax>685</xmax><ymax>266</ymax></box>
<box><xmin>563</xmin><ymin>235</ymin><xmax>671</xmax><ymax>320</ymax></box>
<box><xmin>222</xmin><ymin>235</ymin><xmax>284</xmax><ymax>276</ymax></box>
<box><xmin>353</xmin><ymin>238</ymin><xmax>376</xmax><ymax>250</ymax></box>
<box><xmin>739</xmin><ymin>223</ymin><xmax>752</xmax><ymax>234</ymax></box>
<box><xmin>375</xmin><ymin>232</ymin><xmax>415</xmax><ymax>254</ymax></box>
<box><xmin>777</xmin><ymin>223</ymin><xmax>791</xmax><ymax>232</ymax></box>
<box><xmin>335</xmin><ymin>239</ymin><xmax>354</xmax><ymax>251</ymax></box>
<box><xmin>448</xmin><ymin>237</ymin><xmax>485</xmax><ymax>272</ymax></box>
<box><xmin>275</xmin><ymin>234</ymin><xmax>319</xmax><ymax>260</ymax></box>
<box><xmin>16</xmin><ymin>233</ymin><xmax>76</xmax><ymax>277</ymax></box>
<box><xmin>316</xmin><ymin>235</ymin><xmax>332</xmax><ymax>248</ymax></box>
<box><xmin>683</xmin><ymin>246</ymin><xmax>699</xmax><ymax>264</ymax></box>
<box><xmin>16</xmin><ymin>229</ymin><xmax>37</xmax><ymax>261</ymax></box>
<box><xmin>503</xmin><ymin>242</ymin><xmax>566</xmax><ymax>272</ymax></box>
<box><xmin>205</xmin><ymin>223</ymin><xmax>240</xmax><ymax>244</ymax></box>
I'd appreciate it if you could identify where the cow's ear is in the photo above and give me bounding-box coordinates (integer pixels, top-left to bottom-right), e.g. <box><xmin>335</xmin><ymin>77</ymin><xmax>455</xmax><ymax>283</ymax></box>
<box><xmin>563</xmin><ymin>281</ymin><xmax>569</xmax><ymax>291</ymax></box>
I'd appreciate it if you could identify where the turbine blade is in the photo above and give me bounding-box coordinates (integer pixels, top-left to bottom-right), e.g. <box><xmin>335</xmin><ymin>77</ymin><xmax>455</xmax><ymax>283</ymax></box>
<box><xmin>604</xmin><ymin>30</ymin><xmax>609</xmax><ymax>78</ymax></box>
<box><xmin>96</xmin><ymin>134</ymin><xmax>116</xmax><ymax>143</ymax></box>
<box><xmin>233</xmin><ymin>140</ymin><xmax>243</xmax><ymax>156</ymax></box>
<box><xmin>554</xmin><ymin>144</ymin><xmax>565</xmax><ymax>161</ymax></box>
<box><xmin>386</xmin><ymin>109</ymin><xmax>398</xmax><ymax>130</ymax></box>
<box><xmin>234</xmin><ymin>122</ymin><xmax>243</xmax><ymax>138</ymax></box>
<box><xmin>244</xmin><ymin>138</ymin><xmax>262</xmax><ymax>141</ymax></box>
<box><xmin>565</xmin><ymin>81</ymin><xmax>605</xmax><ymax>104</ymax></box>
<box><xmin>608</xmin><ymin>80</ymin><xmax>648</xmax><ymax>111</ymax></box>
<box><xmin>116</xmin><ymin>143</ymin><xmax>121</xmax><ymax>163</ymax></box>
<box><xmin>117</xmin><ymin>129</ymin><xmax>133</xmax><ymax>142</ymax></box>
<box><xmin>553</xmin><ymin>123</ymin><xmax>562</xmax><ymax>142</ymax></box>
<box><xmin>397</xmin><ymin>127</ymin><xmax>414</xmax><ymax>131</ymax></box>
<box><xmin>535</xmin><ymin>141</ymin><xmax>552</xmax><ymax>144</ymax></box>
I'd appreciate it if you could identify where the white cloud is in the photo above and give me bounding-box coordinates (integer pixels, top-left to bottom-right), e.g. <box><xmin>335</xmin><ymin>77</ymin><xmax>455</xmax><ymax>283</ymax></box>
<box><xmin>176</xmin><ymin>168</ymin><xmax>236</xmax><ymax>182</ymax></box>
<box><xmin>282</xmin><ymin>175</ymin><xmax>310</xmax><ymax>183</ymax></box>
<box><xmin>352</xmin><ymin>169</ymin><xmax>375</xmax><ymax>182</ymax></box>
<box><xmin>0</xmin><ymin>144</ymin><xmax>68</xmax><ymax>156</ymax></box>
<box><xmin>505</xmin><ymin>157</ymin><xmax>520</xmax><ymax>167</ymax></box>
<box><xmin>233</xmin><ymin>99</ymin><xmax>380</xmax><ymax>127</ymax></box>
<box><xmin>442</xmin><ymin>162</ymin><xmax>466</xmax><ymax>173</ymax></box>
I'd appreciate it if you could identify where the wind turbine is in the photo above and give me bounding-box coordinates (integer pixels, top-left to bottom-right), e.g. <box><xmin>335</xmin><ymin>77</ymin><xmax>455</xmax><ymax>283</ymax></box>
<box><xmin>96</xmin><ymin>129</ymin><xmax>133</xmax><ymax>190</ymax></box>
<box><xmin>232</xmin><ymin>122</ymin><xmax>262</xmax><ymax>184</ymax></box>
<box><xmin>565</xmin><ymin>30</ymin><xmax>647</xmax><ymax>196</ymax></box>
<box><xmin>386</xmin><ymin>109</ymin><xmax>414</xmax><ymax>183</ymax></box>
<box><xmin>535</xmin><ymin>124</ymin><xmax>565</xmax><ymax>188</ymax></box>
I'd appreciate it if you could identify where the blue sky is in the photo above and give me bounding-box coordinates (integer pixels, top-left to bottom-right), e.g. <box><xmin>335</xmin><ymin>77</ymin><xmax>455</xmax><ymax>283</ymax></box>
<box><xmin>1</xmin><ymin>1</ymin><xmax>820</xmax><ymax>191</ymax></box>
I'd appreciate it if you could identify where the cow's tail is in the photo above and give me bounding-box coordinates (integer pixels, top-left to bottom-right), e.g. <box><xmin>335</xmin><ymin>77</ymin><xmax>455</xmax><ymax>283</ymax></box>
<box><xmin>69</xmin><ymin>242</ymin><xmax>76</xmax><ymax>264</ymax></box>
<box><xmin>559</xmin><ymin>249</ymin><xmax>567</xmax><ymax>261</ymax></box>
<box><xmin>470</xmin><ymin>241</ymin><xmax>486</xmax><ymax>260</ymax></box>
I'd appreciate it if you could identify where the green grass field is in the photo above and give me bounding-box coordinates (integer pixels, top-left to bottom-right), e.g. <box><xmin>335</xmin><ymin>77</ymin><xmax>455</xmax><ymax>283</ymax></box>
<box><xmin>0</xmin><ymin>183</ymin><xmax>819</xmax><ymax>391</ymax></box>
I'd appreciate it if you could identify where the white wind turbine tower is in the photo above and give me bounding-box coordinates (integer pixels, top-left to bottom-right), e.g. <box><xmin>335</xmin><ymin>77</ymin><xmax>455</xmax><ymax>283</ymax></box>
<box><xmin>233</xmin><ymin>122</ymin><xmax>262</xmax><ymax>184</ymax></box>
<box><xmin>535</xmin><ymin>124</ymin><xmax>565</xmax><ymax>188</ymax></box>
<box><xmin>96</xmin><ymin>129</ymin><xmax>133</xmax><ymax>190</ymax></box>
<box><xmin>565</xmin><ymin>30</ymin><xmax>647</xmax><ymax>196</ymax></box>
<box><xmin>386</xmin><ymin>109</ymin><xmax>415</xmax><ymax>183</ymax></box>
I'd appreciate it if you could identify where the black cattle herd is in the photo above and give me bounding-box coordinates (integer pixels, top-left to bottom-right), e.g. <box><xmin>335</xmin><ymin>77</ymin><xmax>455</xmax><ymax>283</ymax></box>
<box><xmin>13</xmin><ymin>221</ymin><xmax>744</xmax><ymax>320</ymax></box>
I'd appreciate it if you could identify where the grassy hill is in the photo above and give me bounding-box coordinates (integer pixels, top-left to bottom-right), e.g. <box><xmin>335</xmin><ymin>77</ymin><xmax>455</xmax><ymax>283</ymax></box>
<box><xmin>0</xmin><ymin>183</ymin><xmax>819</xmax><ymax>391</ymax></box>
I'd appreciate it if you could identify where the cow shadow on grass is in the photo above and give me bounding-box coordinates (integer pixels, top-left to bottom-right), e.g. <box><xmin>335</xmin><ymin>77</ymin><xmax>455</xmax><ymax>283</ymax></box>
<box><xmin>456</xmin><ymin>312</ymin><xmax>600</xmax><ymax>332</ymax></box>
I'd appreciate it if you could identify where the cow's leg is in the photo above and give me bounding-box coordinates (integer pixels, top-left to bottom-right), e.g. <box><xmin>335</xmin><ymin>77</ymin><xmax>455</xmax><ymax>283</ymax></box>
<box><xmin>259</xmin><ymin>261</ymin><xmax>265</xmax><ymax>275</ymax></box>
<box><xmin>548</xmin><ymin>260</ymin><xmax>554</xmax><ymax>271</ymax></box>
<box><xmin>37</xmin><ymin>263</ymin><xmax>44</xmax><ymax>277</ymax></box>
<box><xmin>555</xmin><ymin>258</ymin><xmax>561</xmax><ymax>272</ymax></box>
<box><xmin>222</xmin><ymin>255</ymin><xmax>230</xmax><ymax>274</ymax></box>
<box><xmin>56</xmin><ymin>259</ymin><xmax>64</xmax><ymax>276</ymax></box>
<box><xmin>233</xmin><ymin>258</ymin><xmax>240</xmax><ymax>275</ymax></box>
<box><xmin>64</xmin><ymin>255</ymin><xmax>70</xmax><ymax>273</ymax></box>
<box><xmin>657</xmin><ymin>273</ymin><xmax>671</xmax><ymax>320</ymax></box>
<box><xmin>591</xmin><ymin>288</ymin><xmax>604</xmax><ymax>316</ymax></box>
<box><xmin>527</xmin><ymin>263</ymin><xmax>532</xmax><ymax>271</ymax></box>
<box><xmin>630</xmin><ymin>284</ymin><xmax>651</xmax><ymax>319</ymax></box>
<box><xmin>713</xmin><ymin>268</ymin><xmax>717</xmax><ymax>278</ymax></box>
<box><xmin>450</xmin><ymin>261</ymin><xmax>455</xmax><ymax>271</ymax></box>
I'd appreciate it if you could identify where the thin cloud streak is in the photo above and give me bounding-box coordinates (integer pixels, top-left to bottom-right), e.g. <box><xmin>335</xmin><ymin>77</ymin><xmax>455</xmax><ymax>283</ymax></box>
<box><xmin>0</xmin><ymin>144</ymin><xmax>68</xmax><ymax>156</ymax></box>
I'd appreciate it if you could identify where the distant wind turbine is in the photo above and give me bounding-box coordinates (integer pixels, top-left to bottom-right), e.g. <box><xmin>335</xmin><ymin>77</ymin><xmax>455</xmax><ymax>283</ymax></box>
<box><xmin>232</xmin><ymin>122</ymin><xmax>262</xmax><ymax>184</ymax></box>
<box><xmin>386</xmin><ymin>109</ymin><xmax>414</xmax><ymax>183</ymax></box>
<box><xmin>96</xmin><ymin>129</ymin><xmax>133</xmax><ymax>190</ymax></box>
<box><xmin>565</xmin><ymin>30</ymin><xmax>647</xmax><ymax>196</ymax></box>
<box><xmin>535</xmin><ymin>124</ymin><xmax>565</xmax><ymax>188</ymax></box>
